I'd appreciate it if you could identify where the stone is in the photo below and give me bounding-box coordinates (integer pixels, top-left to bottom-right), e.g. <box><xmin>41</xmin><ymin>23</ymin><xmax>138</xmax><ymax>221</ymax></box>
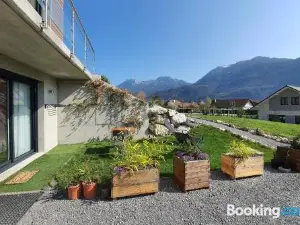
<box><xmin>174</xmin><ymin>126</ymin><xmax>191</xmax><ymax>134</ymax></box>
<box><xmin>281</xmin><ymin>138</ymin><xmax>289</xmax><ymax>143</ymax></box>
<box><xmin>171</xmin><ymin>113</ymin><xmax>187</xmax><ymax>125</ymax></box>
<box><xmin>216</xmin><ymin>120</ymin><xmax>223</xmax><ymax>124</ymax></box>
<box><xmin>148</xmin><ymin>105</ymin><xmax>168</xmax><ymax>115</ymax></box>
<box><xmin>218</xmin><ymin>127</ymin><xmax>226</xmax><ymax>132</ymax></box>
<box><xmin>168</xmin><ymin>109</ymin><xmax>177</xmax><ymax>117</ymax></box>
<box><xmin>184</xmin><ymin>121</ymin><xmax>198</xmax><ymax>128</ymax></box>
<box><xmin>149</xmin><ymin>124</ymin><xmax>169</xmax><ymax>136</ymax></box>
<box><xmin>187</xmin><ymin>118</ymin><xmax>195</xmax><ymax>123</ymax></box>
<box><xmin>153</xmin><ymin>115</ymin><xmax>166</xmax><ymax>125</ymax></box>
<box><xmin>255</xmin><ymin>128</ymin><xmax>265</xmax><ymax>136</ymax></box>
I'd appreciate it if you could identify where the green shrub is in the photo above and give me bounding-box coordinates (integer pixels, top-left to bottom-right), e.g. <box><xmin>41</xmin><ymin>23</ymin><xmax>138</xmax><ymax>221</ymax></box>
<box><xmin>110</xmin><ymin>137</ymin><xmax>172</xmax><ymax>174</ymax></box>
<box><xmin>291</xmin><ymin>135</ymin><xmax>300</xmax><ymax>150</ymax></box>
<box><xmin>227</xmin><ymin>140</ymin><xmax>261</xmax><ymax>159</ymax></box>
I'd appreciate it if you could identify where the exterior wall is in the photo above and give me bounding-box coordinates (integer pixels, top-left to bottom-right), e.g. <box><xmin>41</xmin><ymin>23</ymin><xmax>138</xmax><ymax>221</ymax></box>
<box><xmin>269</xmin><ymin>89</ymin><xmax>300</xmax><ymax>111</ymax></box>
<box><xmin>257</xmin><ymin>101</ymin><xmax>269</xmax><ymax>120</ymax></box>
<box><xmin>243</xmin><ymin>101</ymin><xmax>253</xmax><ymax>110</ymax></box>
<box><xmin>57</xmin><ymin>80</ymin><xmax>149</xmax><ymax>144</ymax></box>
<box><xmin>0</xmin><ymin>54</ymin><xmax>58</xmax><ymax>152</ymax></box>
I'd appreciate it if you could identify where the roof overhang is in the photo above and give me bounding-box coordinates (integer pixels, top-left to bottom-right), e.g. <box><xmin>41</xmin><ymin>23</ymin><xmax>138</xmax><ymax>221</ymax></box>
<box><xmin>0</xmin><ymin>0</ymin><xmax>91</xmax><ymax>80</ymax></box>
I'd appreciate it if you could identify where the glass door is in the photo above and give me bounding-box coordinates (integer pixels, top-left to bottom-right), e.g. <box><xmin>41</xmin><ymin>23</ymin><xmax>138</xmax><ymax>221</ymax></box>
<box><xmin>13</xmin><ymin>81</ymin><xmax>32</xmax><ymax>158</ymax></box>
<box><xmin>0</xmin><ymin>78</ymin><xmax>8</xmax><ymax>165</ymax></box>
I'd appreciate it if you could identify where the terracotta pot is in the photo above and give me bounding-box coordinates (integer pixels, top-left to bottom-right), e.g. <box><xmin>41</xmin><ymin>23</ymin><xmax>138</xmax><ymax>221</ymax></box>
<box><xmin>68</xmin><ymin>184</ymin><xmax>81</xmax><ymax>200</ymax></box>
<box><xmin>82</xmin><ymin>182</ymin><xmax>97</xmax><ymax>200</ymax></box>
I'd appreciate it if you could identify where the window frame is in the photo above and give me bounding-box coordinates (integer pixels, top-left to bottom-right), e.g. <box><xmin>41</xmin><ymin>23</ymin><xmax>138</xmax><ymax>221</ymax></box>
<box><xmin>280</xmin><ymin>97</ymin><xmax>289</xmax><ymax>105</ymax></box>
<box><xmin>291</xmin><ymin>97</ymin><xmax>299</xmax><ymax>105</ymax></box>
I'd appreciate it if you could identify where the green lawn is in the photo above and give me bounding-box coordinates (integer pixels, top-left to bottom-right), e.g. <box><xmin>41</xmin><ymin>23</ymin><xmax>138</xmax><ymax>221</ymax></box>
<box><xmin>191</xmin><ymin>114</ymin><xmax>300</xmax><ymax>139</ymax></box>
<box><xmin>0</xmin><ymin>144</ymin><xmax>85</xmax><ymax>193</ymax></box>
<box><xmin>0</xmin><ymin>126</ymin><xmax>274</xmax><ymax>193</ymax></box>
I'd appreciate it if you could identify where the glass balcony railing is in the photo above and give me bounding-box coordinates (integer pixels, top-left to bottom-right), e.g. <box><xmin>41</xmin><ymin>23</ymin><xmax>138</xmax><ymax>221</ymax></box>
<box><xmin>32</xmin><ymin>0</ymin><xmax>95</xmax><ymax>73</ymax></box>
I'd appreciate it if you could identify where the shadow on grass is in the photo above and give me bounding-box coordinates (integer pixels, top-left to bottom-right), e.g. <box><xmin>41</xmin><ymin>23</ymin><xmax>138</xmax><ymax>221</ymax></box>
<box><xmin>85</xmin><ymin>146</ymin><xmax>114</xmax><ymax>158</ymax></box>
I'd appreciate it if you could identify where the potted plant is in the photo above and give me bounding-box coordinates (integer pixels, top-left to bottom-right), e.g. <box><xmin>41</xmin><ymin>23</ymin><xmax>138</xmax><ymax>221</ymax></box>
<box><xmin>221</xmin><ymin>140</ymin><xmax>264</xmax><ymax>179</ymax></box>
<box><xmin>79</xmin><ymin>162</ymin><xmax>98</xmax><ymax>200</ymax></box>
<box><xmin>110</xmin><ymin>138</ymin><xmax>171</xmax><ymax>199</ymax></box>
<box><xmin>173</xmin><ymin>137</ymin><xmax>210</xmax><ymax>192</ymax></box>
<box><xmin>275</xmin><ymin>135</ymin><xmax>300</xmax><ymax>171</ymax></box>
<box><xmin>68</xmin><ymin>180</ymin><xmax>81</xmax><ymax>200</ymax></box>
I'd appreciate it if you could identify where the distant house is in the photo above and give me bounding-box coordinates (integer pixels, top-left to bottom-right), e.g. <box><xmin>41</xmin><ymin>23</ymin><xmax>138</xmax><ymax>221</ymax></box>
<box><xmin>210</xmin><ymin>99</ymin><xmax>254</xmax><ymax>115</ymax></box>
<box><xmin>251</xmin><ymin>85</ymin><xmax>300</xmax><ymax>124</ymax></box>
<box><xmin>165</xmin><ymin>100</ymin><xmax>203</xmax><ymax>113</ymax></box>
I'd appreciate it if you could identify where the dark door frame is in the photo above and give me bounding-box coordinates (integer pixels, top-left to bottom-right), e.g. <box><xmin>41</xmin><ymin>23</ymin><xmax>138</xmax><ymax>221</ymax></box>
<box><xmin>0</xmin><ymin>68</ymin><xmax>38</xmax><ymax>172</ymax></box>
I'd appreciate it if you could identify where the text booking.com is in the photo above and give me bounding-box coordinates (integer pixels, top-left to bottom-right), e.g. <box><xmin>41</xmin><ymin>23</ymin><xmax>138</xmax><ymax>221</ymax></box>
<box><xmin>227</xmin><ymin>204</ymin><xmax>300</xmax><ymax>218</ymax></box>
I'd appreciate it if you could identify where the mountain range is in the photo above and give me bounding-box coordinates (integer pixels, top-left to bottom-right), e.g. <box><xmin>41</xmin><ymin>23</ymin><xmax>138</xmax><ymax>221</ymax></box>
<box><xmin>117</xmin><ymin>76</ymin><xmax>190</xmax><ymax>96</ymax></box>
<box><xmin>118</xmin><ymin>56</ymin><xmax>300</xmax><ymax>101</ymax></box>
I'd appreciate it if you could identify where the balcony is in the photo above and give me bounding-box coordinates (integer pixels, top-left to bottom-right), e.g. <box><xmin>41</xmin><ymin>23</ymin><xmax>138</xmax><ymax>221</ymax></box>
<box><xmin>0</xmin><ymin>0</ymin><xmax>95</xmax><ymax>79</ymax></box>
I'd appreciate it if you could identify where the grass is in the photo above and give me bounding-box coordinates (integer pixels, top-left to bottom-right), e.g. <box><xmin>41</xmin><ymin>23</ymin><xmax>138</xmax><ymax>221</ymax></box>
<box><xmin>0</xmin><ymin>126</ymin><xmax>274</xmax><ymax>193</ymax></box>
<box><xmin>191</xmin><ymin>114</ymin><xmax>300</xmax><ymax>138</ymax></box>
<box><xmin>0</xmin><ymin>144</ymin><xmax>85</xmax><ymax>193</ymax></box>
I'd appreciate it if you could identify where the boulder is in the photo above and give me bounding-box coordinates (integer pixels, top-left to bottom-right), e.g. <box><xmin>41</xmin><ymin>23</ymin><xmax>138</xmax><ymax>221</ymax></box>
<box><xmin>174</xmin><ymin>126</ymin><xmax>191</xmax><ymax>134</ymax></box>
<box><xmin>171</xmin><ymin>113</ymin><xmax>187</xmax><ymax>126</ymax></box>
<box><xmin>168</xmin><ymin>109</ymin><xmax>177</xmax><ymax>117</ymax></box>
<box><xmin>148</xmin><ymin>105</ymin><xmax>168</xmax><ymax>115</ymax></box>
<box><xmin>281</xmin><ymin>138</ymin><xmax>289</xmax><ymax>143</ymax></box>
<box><xmin>149</xmin><ymin>124</ymin><xmax>169</xmax><ymax>136</ymax></box>
<box><xmin>153</xmin><ymin>115</ymin><xmax>166</xmax><ymax>125</ymax></box>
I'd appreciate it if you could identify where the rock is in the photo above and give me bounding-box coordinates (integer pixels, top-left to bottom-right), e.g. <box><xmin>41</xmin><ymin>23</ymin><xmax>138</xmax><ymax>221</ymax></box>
<box><xmin>174</xmin><ymin>126</ymin><xmax>191</xmax><ymax>134</ymax></box>
<box><xmin>171</xmin><ymin>113</ymin><xmax>187</xmax><ymax>125</ymax></box>
<box><xmin>168</xmin><ymin>109</ymin><xmax>177</xmax><ymax>117</ymax></box>
<box><xmin>255</xmin><ymin>128</ymin><xmax>265</xmax><ymax>136</ymax></box>
<box><xmin>218</xmin><ymin>127</ymin><xmax>226</xmax><ymax>132</ymax></box>
<box><xmin>184</xmin><ymin>121</ymin><xmax>198</xmax><ymax>128</ymax></box>
<box><xmin>216</xmin><ymin>120</ymin><xmax>223</xmax><ymax>124</ymax></box>
<box><xmin>276</xmin><ymin>138</ymin><xmax>282</xmax><ymax>142</ymax></box>
<box><xmin>149</xmin><ymin>124</ymin><xmax>169</xmax><ymax>136</ymax></box>
<box><xmin>153</xmin><ymin>115</ymin><xmax>166</xmax><ymax>125</ymax></box>
<box><xmin>249</xmin><ymin>129</ymin><xmax>256</xmax><ymax>134</ymax></box>
<box><xmin>148</xmin><ymin>105</ymin><xmax>168</xmax><ymax>115</ymax></box>
<box><xmin>241</xmin><ymin>127</ymin><xmax>250</xmax><ymax>132</ymax></box>
<box><xmin>187</xmin><ymin>118</ymin><xmax>195</xmax><ymax>123</ymax></box>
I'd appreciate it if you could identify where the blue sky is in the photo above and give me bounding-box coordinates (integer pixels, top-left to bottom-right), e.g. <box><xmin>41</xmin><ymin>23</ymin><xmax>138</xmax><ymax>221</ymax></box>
<box><xmin>73</xmin><ymin>0</ymin><xmax>300</xmax><ymax>85</ymax></box>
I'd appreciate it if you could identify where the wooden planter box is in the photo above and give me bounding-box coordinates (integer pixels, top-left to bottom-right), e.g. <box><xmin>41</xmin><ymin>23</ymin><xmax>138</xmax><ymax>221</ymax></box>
<box><xmin>111</xmin><ymin>168</ymin><xmax>159</xmax><ymax>199</ymax></box>
<box><xmin>221</xmin><ymin>154</ymin><xmax>264</xmax><ymax>179</ymax></box>
<box><xmin>173</xmin><ymin>156</ymin><xmax>210</xmax><ymax>192</ymax></box>
<box><xmin>276</xmin><ymin>147</ymin><xmax>300</xmax><ymax>172</ymax></box>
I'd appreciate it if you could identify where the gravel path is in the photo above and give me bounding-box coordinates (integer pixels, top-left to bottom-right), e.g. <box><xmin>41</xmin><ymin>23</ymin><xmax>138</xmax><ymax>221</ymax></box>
<box><xmin>191</xmin><ymin>118</ymin><xmax>289</xmax><ymax>149</ymax></box>
<box><xmin>18</xmin><ymin>167</ymin><xmax>300</xmax><ymax>225</ymax></box>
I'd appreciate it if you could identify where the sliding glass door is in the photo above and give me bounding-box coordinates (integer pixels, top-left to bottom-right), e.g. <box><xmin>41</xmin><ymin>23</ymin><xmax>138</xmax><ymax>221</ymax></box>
<box><xmin>13</xmin><ymin>82</ymin><xmax>32</xmax><ymax>158</ymax></box>
<box><xmin>0</xmin><ymin>69</ymin><xmax>36</xmax><ymax>171</ymax></box>
<box><xmin>0</xmin><ymin>78</ymin><xmax>8</xmax><ymax>165</ymax></box>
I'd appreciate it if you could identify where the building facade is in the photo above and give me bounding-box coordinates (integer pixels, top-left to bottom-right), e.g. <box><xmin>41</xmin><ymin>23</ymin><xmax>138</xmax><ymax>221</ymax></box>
<box><xmin>252</xmin><ymin>85</ymin><xmax>300</xmax><ymax>124</ymax></box>
<box><xmin>0</xmin><ymin>0</ymin><xmax>96</xmax><ymax>179</ymax></box>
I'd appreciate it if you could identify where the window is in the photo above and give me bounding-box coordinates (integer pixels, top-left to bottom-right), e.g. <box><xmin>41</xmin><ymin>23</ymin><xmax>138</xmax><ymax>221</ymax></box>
<box><xmin>291</xmin><ymin>97</ymin><xmax>299</xmax><ymax>105</ymax></box>
<box><xmin>280</xmin><ymin>97</ymin><xmax>289</xmax><ymax>105</ymax></box>
<box><xmin>35</xmin><ymin>0</ymin><xmax>43</xmax><ymax>16</ymax></box>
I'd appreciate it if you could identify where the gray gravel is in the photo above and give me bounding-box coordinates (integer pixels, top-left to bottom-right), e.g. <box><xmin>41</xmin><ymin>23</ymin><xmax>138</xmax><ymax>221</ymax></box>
<box><xmin>18</xmin><ymin>167</ymin><xmax>300</xmax><ymax>225</ymax></box>
<box><xmin>191</xmin><ymin>118</ymin><xmax>289</xmax><ymax>149</ymax></box>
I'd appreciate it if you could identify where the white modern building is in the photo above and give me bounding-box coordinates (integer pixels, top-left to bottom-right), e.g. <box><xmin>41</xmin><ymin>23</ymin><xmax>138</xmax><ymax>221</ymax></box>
<box><xmin>0</xmin><ymin>0</ymin><xmax>97</xmax><ymax>179</ymax></box>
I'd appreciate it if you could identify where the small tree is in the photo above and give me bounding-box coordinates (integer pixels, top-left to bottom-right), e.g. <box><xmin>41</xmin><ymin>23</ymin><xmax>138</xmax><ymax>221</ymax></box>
<box><xmin>149</xmin><ymin>95</ymin><xmax>163</xmax><ymax>107</ymax></box>
<box><xmin>136</xmin><ymin>91</ymin><xmax>146</xmax><ymax>101</ymax></box>
<box><xmin>100</xmin><ymin>75</ymin><xmax>110</xmax><ymax>84</ymax></box>
<box><xmin>204</xmin><ymin>96</ymin><xmax>212</xmax><ymax>115</ymax></box>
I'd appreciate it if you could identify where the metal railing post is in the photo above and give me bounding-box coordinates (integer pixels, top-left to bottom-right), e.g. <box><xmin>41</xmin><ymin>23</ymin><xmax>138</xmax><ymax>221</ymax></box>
<box><xmin>84</xmin><ymin>35</ymin><xmax>87</xmax><ymax>68</ymax></box>
<box><xmin>71</xmin><ymin>9</ymin><xmax>75</xmax><ymax>56</ymax></box>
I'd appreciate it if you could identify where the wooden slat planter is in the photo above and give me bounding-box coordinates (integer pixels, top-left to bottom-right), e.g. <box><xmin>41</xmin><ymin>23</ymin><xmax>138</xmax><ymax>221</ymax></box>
<box><xmin>111</xmin><ymin>168</ymin><xmax>159</xmax><ymax>199</ymax></box>
<box><xmin>221</xmin><ymin>154</ymin><xmax>264</xmax><ymax>179</ymax></box>
<box><xmin>275</xmin><ymin>147</ymin><xmax>300</xmax><ymax>171</ymax></box>
<box><xmin>173</xmin><ymin>156</ymin><xmax>210</xmax><ymax>192</ymax></box>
